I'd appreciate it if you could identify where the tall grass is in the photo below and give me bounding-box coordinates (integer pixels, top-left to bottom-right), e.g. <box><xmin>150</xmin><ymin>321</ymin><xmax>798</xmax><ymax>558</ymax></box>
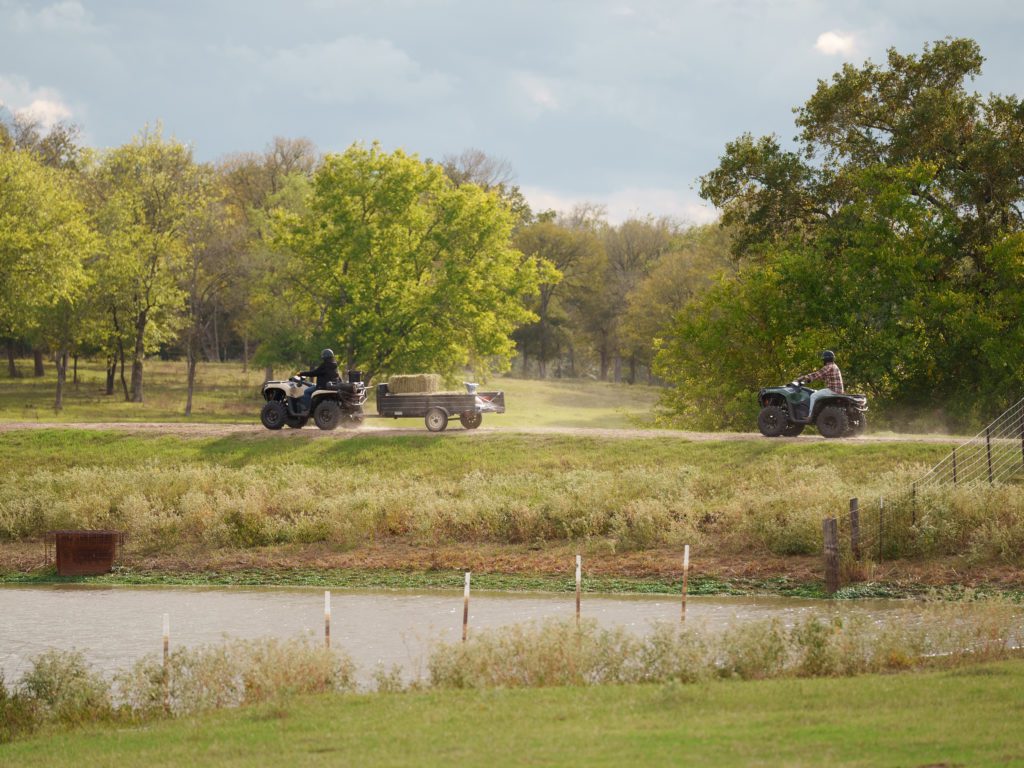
<box><xmin>1</xmin><ymin>439</ymin><xmax>982</xmax><ymax>559</ymax></box>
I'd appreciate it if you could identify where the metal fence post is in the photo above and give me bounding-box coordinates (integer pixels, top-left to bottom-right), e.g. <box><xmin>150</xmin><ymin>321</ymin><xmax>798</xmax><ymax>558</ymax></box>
<box><xmin>952</xmin><ymin>448</ymin><xmax>957</xmax><ymax>485</ymax></box>
<box><xmin>849</xmin><ymin>498</ymin><xmax>860</xmax><ymax>560</ymax></box>
<box><xmin>986</xmin><ymin>426</ymin><xmax>994</xmax><ymax>484</ymax></box>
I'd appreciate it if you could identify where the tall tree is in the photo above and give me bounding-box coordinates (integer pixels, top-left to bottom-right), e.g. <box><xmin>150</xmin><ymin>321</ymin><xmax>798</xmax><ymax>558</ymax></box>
<box><xmin>276</xmin><ymin>142</ymin><xmax>542</xmax><ymax>382</ymax></box>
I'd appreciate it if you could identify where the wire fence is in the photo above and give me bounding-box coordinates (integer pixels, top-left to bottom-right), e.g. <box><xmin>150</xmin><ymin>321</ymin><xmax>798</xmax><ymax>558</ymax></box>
<box><xmin>824</xmin><ymin>396</ymin><xmax>1024</xmax><ymax>590</ymax></box>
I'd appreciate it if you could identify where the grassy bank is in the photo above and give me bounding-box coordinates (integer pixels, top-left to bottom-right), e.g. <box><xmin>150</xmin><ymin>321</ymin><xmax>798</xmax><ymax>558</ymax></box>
<box><xmin>0</xmin><ymin>358</ymin><xmax>660</xmax><ymax>427</ymax></box>
<box><xmin>5</xmin><ymin>659</ymin><xmax>1024</xmax><ymax>766</ymax></box>
<box><xmin>0</xmin><ymin>431</ymin><xmax>963</xmax><ymax>563</ymax></box>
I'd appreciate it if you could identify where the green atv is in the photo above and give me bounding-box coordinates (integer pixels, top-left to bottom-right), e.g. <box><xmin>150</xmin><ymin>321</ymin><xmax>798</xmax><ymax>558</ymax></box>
<box><xmin>757</xmin><ymin>381</ymin><xmax>868</xmax><ymax>438</ymax></box>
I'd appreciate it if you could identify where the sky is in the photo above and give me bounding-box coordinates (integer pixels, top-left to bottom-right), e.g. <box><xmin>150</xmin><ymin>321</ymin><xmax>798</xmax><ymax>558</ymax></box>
<box><xmin>1</xmin><ymin>0</ymin><xmax>1022</xmax><ymax>224</ymax></box>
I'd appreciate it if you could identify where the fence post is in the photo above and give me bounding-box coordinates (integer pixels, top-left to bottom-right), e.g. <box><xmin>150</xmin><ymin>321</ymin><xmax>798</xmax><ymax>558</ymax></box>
<box><xmin>324</xmin><ymin>590</ymin><xmax>331</xmax><ymax>649</ymax></box>
<box><xmin>162</xmin><ymin>613</ymin><xmax>170</xmax><ymax>712</ymax></box>
<box><xmin>823</xmin><ymin>518</ymin><xmax>839</xmax><ymax>596</ymax></box>
<box><xmin>462</xmin><ymin>572</ymin><xmax>471</xmax><ymax>643</ymax></box>
<box><xmin>575</xmin><ymin>554</ymin><xmax>581</xmax><ymax>628</ymax></box>
<box><xmin>1019</xmin><ymin>413</ymin><xmax>1024</xmax><ymax>467</ymax></box>
<box><xmin>680</xmin><ymin>544</ymin><xmax>690</xmax><ymax>622</ymax></box>
<box><xmin>986</xmin><ymin>426</ymin><xmax>994</xmax><ymax>484</ymax></box>
<box><xmin>952</xmin><ymin>449</ymin><xmax>957</xmax><ymax>485</ymax></box>
<box><xmin>849</xmin><ymin>498</ymin><xmax>860</xmax><ymax>560</ymax></box>
<box><xmin>911</xmin><ymin>483</ymin><xmax>917</xmax><ymax>526</ymax></box>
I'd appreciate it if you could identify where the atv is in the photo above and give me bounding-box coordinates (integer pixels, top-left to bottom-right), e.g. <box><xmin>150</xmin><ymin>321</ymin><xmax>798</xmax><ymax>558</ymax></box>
<box><xmin>757</xmin><ymin>382</ymin><xmax>868</xmax><ymax>438</ymax></box>
<box><xmin>260</xmin><ymin>371</ymin><xmax>367</xmax><ymax>431</ymax></box>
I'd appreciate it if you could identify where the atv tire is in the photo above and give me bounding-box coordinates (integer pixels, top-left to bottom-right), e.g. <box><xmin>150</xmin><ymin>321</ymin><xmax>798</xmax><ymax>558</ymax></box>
<box><xmin>782</xmin><ymin>423</ymin><xmax>805</xmax><ymax>437</ymax></box>
<box><xmin>459</xmin><ymin>411</ymin><xmax>482</xmax><ymax>429</ymax></box>
<box><xmin>260</xmin><ymin>401</ymin><xmax>287</xmax><ymax>430</ymax></box>
<box><xmin>757</xmin><ymin>406</ymin><xmax>788</xmax><ymax>437</ymax></box>
<box><xmin>848</xmin><ymin>412</ymin><xmax>867</xmax><ymax>437</ymax></box>
<box><xmin>285</xmin><ymin>414</ymin><xmax>308</xmax><ymax>429</ymax></box>
<box><xmin>817</xmin><ymin>406</ymin><xmax>849</xmax><ymax>438</ymax></box>
<box><xmin>313</xmin><ymin>400</ymin><xmax>341</xmax><ymax>430</ymax></box>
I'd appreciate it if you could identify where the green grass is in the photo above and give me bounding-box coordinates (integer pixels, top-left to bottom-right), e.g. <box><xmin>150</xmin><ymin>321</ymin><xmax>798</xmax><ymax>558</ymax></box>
<box><xmin>5</xmin><ymin>661</ymin><xmax>1024</xmax><ymax>766</ymax></box>
<box><xmin>0</xmin><ymin>358</ymin><xmax>660</xmax><ymax>428</ymax></box>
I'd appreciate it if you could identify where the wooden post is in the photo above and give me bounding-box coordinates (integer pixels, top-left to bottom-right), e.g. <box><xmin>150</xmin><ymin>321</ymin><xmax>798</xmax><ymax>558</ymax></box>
<box><xmin>849</xmin><ymin>498</ymin><xmax>860</xmax><ymax>560</ymax></box>
<box><xmin>823</xmin><ymin>518</ymin><xmax>839</xmax><ymax>596</ymax></box>
<box><xmin>575</xmin><ymin>554</ymin><xmax>581</xmax><ymax>628</ymax></box>
<box><xmin>162</xmin><ymin>613</ymin><xmax>170</xmax><ymax>712</ymax></box>
<box><xmin>911</xmin><ymin>483</ymin><xmax>917</xmax><ymax>525</ymax></box>
<box><xmin>462</xmin><ymin>572</ymin><xmax>471</xmax><ymax>643</ymax></box>
<box><xmin>986</xmin><ymin>426</ymin><xmax>994</xmax><ymax>484</ymax></box>
<box><xmin>952</xmin><ymin>449</ymin><xmax>957</xmax><ymax>485</ymax></box>
<box><xmin>680</xmin><ymin>544</ymin><xmax>690</xmax><ymax>622</ymax></box>
<box><xmin>324</xmin><ymin>590</ymin><xmax>331</xmax><ymax>649</ymax></box>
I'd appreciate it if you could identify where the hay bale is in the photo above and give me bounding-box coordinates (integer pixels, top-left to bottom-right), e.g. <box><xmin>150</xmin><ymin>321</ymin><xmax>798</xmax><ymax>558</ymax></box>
<box><xmin>387</xmin><ymin>374</ymin><xmax>442</xmax><ymax>394</ymax></box>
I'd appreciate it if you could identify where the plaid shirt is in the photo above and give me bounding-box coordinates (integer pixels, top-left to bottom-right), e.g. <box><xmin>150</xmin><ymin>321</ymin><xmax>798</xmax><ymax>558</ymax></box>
<box><xmin>803</xmin><ymin>362</ymin><xmax>844</xmax><ymax>393</ymax></box>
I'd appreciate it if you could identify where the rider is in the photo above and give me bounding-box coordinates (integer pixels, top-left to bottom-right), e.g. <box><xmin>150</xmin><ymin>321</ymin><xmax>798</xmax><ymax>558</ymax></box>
<box><xmin>799</xmin><ymin>350</ymin><xmax>844</xmax><ymax>416</ymax></box>
<box><xmin>297</xmin><ymin>349</ymin><xmax>341</xmax><ymax>413</ymax></box>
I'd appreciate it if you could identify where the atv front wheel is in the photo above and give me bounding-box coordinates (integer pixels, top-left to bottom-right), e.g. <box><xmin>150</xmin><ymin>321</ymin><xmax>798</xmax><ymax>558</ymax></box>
<box><xmin>313</xmin><ymin>400</ymin><xmax>341</xmax><ymax>430</ymax></box>
<box><xmin>284</xmin><ymin>414</ymin><xmax>308</xmax><ymax>429</ymax></box>
<box><xmin>757</xmin><ymin>406</ymin><xmax>788</xmax><ymax>437</ymax></box>
<box><xmin>261</xmin><ymin>401</ymin><xmax>287</xmax><ymax>430</ymax></box>
<box><xmin>817</xmin><ymin>406</ymin><xmax>849</xmax><ymax>438</ymax></box>
<box><xmin>782</xmin><ymin>423</ymin><xmax>805</xmax><ymax>437</ymax></box>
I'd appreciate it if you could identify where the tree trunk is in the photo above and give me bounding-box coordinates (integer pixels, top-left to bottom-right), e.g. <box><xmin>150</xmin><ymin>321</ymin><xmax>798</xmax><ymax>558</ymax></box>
<box><xmin>73</xmin><ymin>354</ymin><xmax>79</xmax><ymax>387</ymax></box>
<box><xmin>242</xmin><ymin>332</ymin><xmax>249</xmax><ymax>373</ymax></box>
<box><xmin>613</xmin><ymin>356</ymin><xmax>622</xmax><ymax>383</ymax></box>
<box><xmin>212</xmin><ymin>307</ymin><xmax>221</xmax><ymax>363</ymax></box>
<box><xmin>264</xmin><ymin>364</ymin><xmax>273</xmax><ymax>382</ymax></box>
<box><xmin>55</xmin><ymin>350</ymin><xmax>68</xmax><ymax>412</ymax></box>
<box><xmin>130</xmin><ymin>312</ymin><xmax>147</xmax><ymax>403</ymax></box>
<box><xmin>568</xmin><ymin>342</ymin><xmax>577</xmax><ymax>379</ymax></box>
<box><xmin>185</xmin><ymin>344</ymin><xmax>198</xmax><ymax>417</ymax></box>
<box><xmin>33</xmin><ymin>349</ymin><xmax>44</xmax><ymax>377</ymax></box>
<box><xmin>599</xmin><ymin>347</ymin><xmax>609</xmax><ymax>382</ymax></box>
<box><xmin>105</xmin><ymin>356</ymin><xmax>116</xmax><ymax>395</ymax></box>
<box><xmin>628</xmin><ymin>355</ymin><xmax>637</xmax><ymax>385</ymax></box>
<box><xmin>118</xmin><ymin>340</ymin><xmax>129</xmax><ymax>401</ymax></box>
<box><xmin>6</xmin><ymin>341</ymin><xmax>18</xmax><ymax>378</ymax></box>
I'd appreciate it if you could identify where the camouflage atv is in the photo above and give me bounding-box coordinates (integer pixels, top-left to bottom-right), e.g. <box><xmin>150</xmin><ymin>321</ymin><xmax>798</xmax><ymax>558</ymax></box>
<box><xmin>756</xmin><ymin>382</ymin><xmax>868</xmax><ymax>438</ymax></box>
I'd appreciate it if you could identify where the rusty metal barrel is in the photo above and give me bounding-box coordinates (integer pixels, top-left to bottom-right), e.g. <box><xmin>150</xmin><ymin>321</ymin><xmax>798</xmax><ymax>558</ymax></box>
<box><xmin>51</xmin><ymin>530</ymin><xmax>124</xmax><ymax>576</ymax></box>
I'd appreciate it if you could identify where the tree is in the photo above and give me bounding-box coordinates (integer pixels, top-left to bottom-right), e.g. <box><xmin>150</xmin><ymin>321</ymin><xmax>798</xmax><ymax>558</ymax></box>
<box><xmin>276</xmin><ymin>143</ymin><xmax>542</xmax><ymax>382</ymax></box>
<box><xmin>662</xmin><ymin>38</ymin><xmax>1024</xmax><ymax>428</ymax></box>
<box><xmin>91</xmin><ymin>128</ymin><xmax>209</xmax><ymax>402</ymax></box>
<box><xmin>0</xmin><ymin>147</ymin><xmax>94</xmax><ymax>410</ymax></box>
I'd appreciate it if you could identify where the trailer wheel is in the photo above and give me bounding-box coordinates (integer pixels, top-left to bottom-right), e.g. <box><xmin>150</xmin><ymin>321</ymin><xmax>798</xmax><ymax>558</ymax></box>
<box><xmin>459</xmin><ymin>411</ymin><xmax>482</xmax><ymax>429</ymax></box>
<box><xmin>425</xmin><ymin>407</ymin><xmax>448</xmax><ymax>432</ymax></box>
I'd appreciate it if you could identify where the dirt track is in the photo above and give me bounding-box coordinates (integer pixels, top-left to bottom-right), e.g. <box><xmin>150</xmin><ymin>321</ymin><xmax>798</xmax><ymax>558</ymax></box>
<box><xmin>0</xmin><ymin>420</ymin><xmax>964</xmax><ymax>443</ymax></box>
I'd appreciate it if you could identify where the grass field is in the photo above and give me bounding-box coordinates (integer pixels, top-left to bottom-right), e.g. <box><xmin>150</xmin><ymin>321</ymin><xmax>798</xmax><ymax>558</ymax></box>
<box><xmin>0</xmin><ymin>359</ymin><xmax>660</xmax><ymax>428</ymax></box>
<box><xmin>5</xmin><ymin>660</ymin><xmax>1024</xmax><ymax>766</ymax></box>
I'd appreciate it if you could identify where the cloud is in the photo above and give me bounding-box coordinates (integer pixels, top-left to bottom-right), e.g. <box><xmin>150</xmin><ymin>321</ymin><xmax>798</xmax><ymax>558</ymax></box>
<box><xmin>522</xmin><ymin>185</ymin><xmax>718</xmax><ymax>226</ymax></box>
<box><xmin>226</xmin><ymin>36</ymin><xmax>452</xmax><ymax>105</ymax></box>
<box><xmin>814</xmin><ymin>31</ymin><xmax>856</xmax><ymax>56</ymax></box>
<box><xmin>512</xmin><ymin>72</ymin><xmax>560</xmax><ymax>113</ymax></box>
<box><xmin>0</xmin><ymin>75</ymin><xmax>73</xmax><ymax>128</ymax></box>
<box><xmin>12</xmin><ymin>0</ymin><xmax>99</xmax><ymax>34</ymax></box>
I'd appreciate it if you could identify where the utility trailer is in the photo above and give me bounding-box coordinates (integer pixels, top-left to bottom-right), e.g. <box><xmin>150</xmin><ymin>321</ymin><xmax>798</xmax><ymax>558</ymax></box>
<box><xmin>375</xmin><ymin>383</ymin><xmax>506</xmax><ymax>431</ymax></box>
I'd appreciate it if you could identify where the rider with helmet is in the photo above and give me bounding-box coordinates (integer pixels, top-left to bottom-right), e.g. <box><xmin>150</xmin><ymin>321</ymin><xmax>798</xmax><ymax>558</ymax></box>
<box><xmin>297</xmin><ymin>348</ymin><xmax>341</xmax><ymax>413</ymax></box>
<box><xmin>799</xmin><ymin>350</ymin><xmax>844</xmax><ymax>416</ymax></box>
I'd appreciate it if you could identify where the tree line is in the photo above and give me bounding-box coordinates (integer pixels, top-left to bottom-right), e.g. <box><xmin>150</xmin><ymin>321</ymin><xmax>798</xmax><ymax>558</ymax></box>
<box><xmin>0</xmin><ymin>121</ymin><xmax>728</xmax><ymax>413</ymax></box>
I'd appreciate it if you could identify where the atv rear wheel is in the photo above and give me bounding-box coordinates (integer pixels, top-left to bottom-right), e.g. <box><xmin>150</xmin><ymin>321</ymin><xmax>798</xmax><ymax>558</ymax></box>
<box><xmin>313</xmin><ymin>400</ymin><xmax>341</xmax><ymax>430</ymax></box>
<box><xmin>757</xmin><ymin>406</ymin><xmax>788</xmax><ymax>437</ymax></box>
<box><xmin>817</xmin><ymin>406</ymin><xmax>849</xmax><ymax>438</ymax></box>
<box><xmin>260</xmin><ymin>401</ymin><xmax>286</xmax><ymax>430</ymax></box>
<box><xmin>284</xmin><ymin>414</ymin><xmax>308</xmax><ymax>429</ymax></box>
<box><xmin>848</xmin><ymin>412</ymin><xmax>867</xmax><ymax>437</ymax></box>
<box><xmin>425</xmin><ymin>407</ymin><xmax>449</xmax><ymax>432</ymax></box>
<box><xmin>459</xmin><ymin>411</ymin><xmax>482</xmax><ymax>429</ymax></box>
<box><xmin>782</xmin><ymin>423</ymin><xmax>805</xmax><ymax>437</ymax></box>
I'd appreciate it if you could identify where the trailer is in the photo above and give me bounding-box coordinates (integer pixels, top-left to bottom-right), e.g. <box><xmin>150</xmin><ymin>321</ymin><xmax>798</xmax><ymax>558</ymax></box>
<box><xmin>375</xmin><ymin>383</ymin><xmax>506</xmax><ymax>431</ymax></box>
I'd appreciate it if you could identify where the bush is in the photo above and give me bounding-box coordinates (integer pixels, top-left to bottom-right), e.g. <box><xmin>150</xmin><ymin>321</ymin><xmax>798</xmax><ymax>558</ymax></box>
<box><xmin>19</xmin><ymin>650</ymin><xmax>111</xmax><ymax>725</ymax></box>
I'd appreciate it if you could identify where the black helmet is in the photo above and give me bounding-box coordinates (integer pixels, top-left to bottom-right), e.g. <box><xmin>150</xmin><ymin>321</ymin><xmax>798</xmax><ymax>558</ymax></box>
<box><xmin>321</xmin><ymin>348</ymin><xmax>335</xmax><ymax>361</ymax></box>
<box><xmin>822</xmin><ymin>350</ymin><xmax>835</xmax><ymax>363</ymax></box>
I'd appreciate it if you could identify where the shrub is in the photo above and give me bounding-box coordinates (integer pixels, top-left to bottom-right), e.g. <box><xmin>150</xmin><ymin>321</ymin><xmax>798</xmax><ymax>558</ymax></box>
<box><xmin>19</xmin><ymin>650</ymin><xmax>112</xmax><ymax>726</ymax></box>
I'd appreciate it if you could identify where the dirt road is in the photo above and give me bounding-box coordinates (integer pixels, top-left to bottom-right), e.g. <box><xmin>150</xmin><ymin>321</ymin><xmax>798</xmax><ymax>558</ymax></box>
<box><xmin>0</xmin><ymin>420</ymin><xmax>963</xmax><ymax>443</ymax></box>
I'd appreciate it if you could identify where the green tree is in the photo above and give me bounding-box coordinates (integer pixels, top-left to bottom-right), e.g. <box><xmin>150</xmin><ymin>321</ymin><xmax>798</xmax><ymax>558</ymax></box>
<box><xmin>0</xmin><ymin>147</ymin><xmax>94</xmax><ymax>410</ymax></box>
<box><xmin>661</xmin><ymin>39</ymin><xmax>1024</xmax><ymax>429</ymax></box>
<box><xmin>276</xmin><ymin>143</ymin><xmax>541</xmax><ymax>382</ymax></box>
<box><xmin>91</xmin><ymin>128</ymin><xmax>209</xmax><ymax>402</ymax></box>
